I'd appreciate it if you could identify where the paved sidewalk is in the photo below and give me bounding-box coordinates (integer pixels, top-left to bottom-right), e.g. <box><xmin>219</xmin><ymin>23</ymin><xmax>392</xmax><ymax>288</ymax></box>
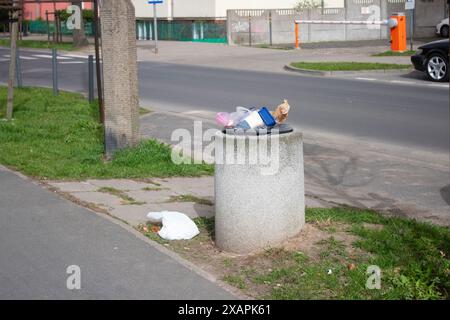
<box><xmin>0</xmin><ymin>166</ymin><xmax>235</xmax><ymax>300</ymax></box>
<box><xmin>47</xmin><ymin>109</ymin><xmax>449</xmax><ymax>227</ymax></box>
<box><xmin>136</xmin><ymin>40</ymin><xmax>420</xmax><ymax>74</ymax></box>
<box><xmin>139</xmin><ymin>110</ymin><xmax>450</xmax><ymax>226</ymax></box>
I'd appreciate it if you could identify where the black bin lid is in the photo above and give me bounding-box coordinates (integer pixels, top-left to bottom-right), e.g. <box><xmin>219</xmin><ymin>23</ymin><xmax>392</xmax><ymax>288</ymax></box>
<box><xmin>222</xmin><ymin>124</ymin><xmax>294</xmax><ymax>136</ymax></box>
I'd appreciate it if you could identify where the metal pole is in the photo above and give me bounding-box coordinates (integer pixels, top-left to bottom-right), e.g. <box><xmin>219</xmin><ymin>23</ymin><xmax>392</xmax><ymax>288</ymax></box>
<box><xmin>248</xmin><ymin>15</ymin><xmax>252</xmax><ymax>47</ymax></box>
<box><xmin>93</xmin><ymin>0</ymin><xmax>104</xmax><ymax>125</ymax></box>
<box><xmin>57</xmin><ymin>13</ymin><xmax>62</xmax><ymax>43</ymax></box>
<box><xmin>411</xmin><ymin>9</ymin><xmax>415</xmax><ymax>51</ymax></box>
<box><xmin>15</xmin><ymin>47</ymin><xmax>22</xmax><ymax>88</ymax></box>
<box><xmin>269</xmin><ymin>11</ymin><xmax>272</xmax><ymax>47</ymax></box>
<box><xmin>6</xmin><ymin>10</ymin><xmax>19</xmax><ymax>120</ymax></box>
<box><xmin>88</xmin><ymin>55</ymin><xmax>94</xmax><ymax>103</ymax></box>
<box><xmin>52</xmin><ymin>48</ymin><xmax>58</xmax><ymax>95</ymax></box>
<box><xmin>153</xmin><ymin>4</ymin><xmax>158</xmax><ymax>54</ymax></box>
<box><xmin>46</xmin><ymin>11</ymin><xmax>50</xmax><ymax>42</ymax></box>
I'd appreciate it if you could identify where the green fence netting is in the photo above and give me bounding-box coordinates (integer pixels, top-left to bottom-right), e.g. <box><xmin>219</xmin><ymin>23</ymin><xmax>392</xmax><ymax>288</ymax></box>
<box><xmin>27</xmin><ymin>20</ymin><xmax>226</xmax><ymax>43</ymax></box>
<box><xmin>29</xmin><ymin>20</ymin><xmax>94</xmax><ymax>36</ymax></box>
<box><xmin>136</xmin><ymin>20</ymin><xmax>227</xmax><ymax>43</ymax></box>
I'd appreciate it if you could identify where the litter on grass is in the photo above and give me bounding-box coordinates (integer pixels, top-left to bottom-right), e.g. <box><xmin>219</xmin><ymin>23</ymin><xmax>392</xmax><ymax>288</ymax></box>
<box><xmin>147</xmin><ymin>211</ymin><xmax>200</xmax><ymax>241</ymax></box>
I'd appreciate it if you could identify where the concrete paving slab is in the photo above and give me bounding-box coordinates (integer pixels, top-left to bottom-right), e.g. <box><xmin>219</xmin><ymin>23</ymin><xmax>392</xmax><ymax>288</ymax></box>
<box><xmin>86</xmin><ymin>179</ymin><xmax>153</xmax><ymax>191</ymax></box>
<box><xmin>47</xmin><ymin>181</ymin><xmax>98</xmax><ymax>193</ymax></box>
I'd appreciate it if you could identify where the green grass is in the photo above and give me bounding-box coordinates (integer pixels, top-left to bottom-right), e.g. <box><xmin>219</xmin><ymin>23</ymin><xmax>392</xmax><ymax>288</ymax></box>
<box><xmin>256</xmin><ymin>44</ymin><xmax>293</xmax><ymax>50</ymax></box>
<box><xmin>140</xmin><ymin>206</ymin><xmax>450</xmax><ymax>300</ymax></box>
<box><xmin>142</xmin><ymin>186</ymin><xmax>167</xmax><ymax>191</ymax></box>
<box><xmin>0</xmin><ymin>87</ymin><xmax>213</xmax><ymax>180</ymax></box>
<box><xmin>139</xmin><ymin>107</ymin><xmax>152</xmax><ymax>116</ymax></box>
<box><xmin>167</xmin><ymin>194</ymin><xmax>214</xmax><ymax>206</ymax></box>
<box><xmin>290</xmin><ymin>61</ymin><xmax>411</xmax><ymax>71</ymax></box>
<box><xmin>256</xmin><ymin>208</ymin><xmax>450</xmax><ymax>299</ymax></box>
<box><xmin>97</xmin><ymin>187</ymin><xmax>146</xmax><ymax>205</ymax></box>
<box><xmin>372</xmin><ymin>50</ymin><xmax>416</xmax><ymax>57</ymax></box>
<box><xmin>0</xmin><ymin>39</ymin><xmax>76</xmax><ymax>51</ymax></box>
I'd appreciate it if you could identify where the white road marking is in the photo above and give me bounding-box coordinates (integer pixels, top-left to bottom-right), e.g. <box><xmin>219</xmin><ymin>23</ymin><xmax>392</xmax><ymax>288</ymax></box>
<box><xmin>354</xmin><ymin>76</ymin><xmax>449</xmax><ymax>89</ymax></box>
<box><xmin>0</xmin><ymin>58</ymin><xmax>8</xmax><ymax>62</ymax></box>
<box><xmin>427</xmin><ymin>83</ymin><xmax>449</xmax><ymax>88</ymax></box>
<box><xmin>390</xmin><ymin>80</ymin><xmax>413</xmax><ymax>85</ymax></box>
<box><xmin>32</xmin><ymin>54</ymin><xmax>73</xmax><ymax>60</ymax></box>
<box><xmin>60</xmin><ymin>61</ymin><xmax>85</xmax><ymax>64</ymax></box>
<box><xmin>19</xmin><ymin>56</ymin><xmax>37</xmax><ymax>60</ymax></box>
<box><xmin>61</xmin><ymin>54</ymin><xmax>89</xmax><ymax>59</ymax></box>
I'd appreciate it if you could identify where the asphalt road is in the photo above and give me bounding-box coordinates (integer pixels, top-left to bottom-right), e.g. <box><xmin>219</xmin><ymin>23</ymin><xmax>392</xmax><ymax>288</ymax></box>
<box><xmin>0</xmin><ymin>167</ymin><xmax>234</xmax><ymax>300</ymax></box>
<box><xmin>0</xmin><ymin>47</ymin><xmax>448</xmax><ymax>154</ymax></box>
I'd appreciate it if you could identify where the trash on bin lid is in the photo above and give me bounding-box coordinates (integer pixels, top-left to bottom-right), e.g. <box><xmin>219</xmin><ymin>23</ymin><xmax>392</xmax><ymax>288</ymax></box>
<box><xmin>223</xmin><ymin>123</ymin><xmax>294</xmax><ymax>136</ymax></box>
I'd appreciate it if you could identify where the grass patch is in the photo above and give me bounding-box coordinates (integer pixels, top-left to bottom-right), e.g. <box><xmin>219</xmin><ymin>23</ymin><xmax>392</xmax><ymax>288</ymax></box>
<box><xmin>0</xmin><ymin>39</ymin><xmax>76</xmax><ymax>51</ymax></box>
<box><xmin>256</xmin><ymin>44</ymin><xmax>293</xmax><ymax>50</ymax></box>
<box><xmin>138</xmin><ymin>207</ymin><xmax>450</xmax><ymax>300</ymax></box>
<box><xmin>372</xmin><ymin>50</ymin><xmax>416</xmax><ymax>57</ymax></box>
<box><xmin>0</xmin><ymin>87</ymin><xmax>213</xmax><ymax>180</ymax></box>
<box><xmin>290</xmin><ymin>61</ymin><xmax>411</xmax><ymax>71</ymax></box>
<box><xmin>139</xmin><ymin>107</ymin><xmax>152</xmax><ymax>116</ymax></box>
<box><xmin>97</xmin><ymin>187</ymin><xmax>146</xmax><ymax>205</ymax></box>
<box><xmin>167</xmin><ymin>194</ymin><xmax>214</xmax><ymax>206</ymax></box>
<box><xmin>142</xmin><ymin>186</ymin><xmax>167</xmax><ymax>192</ymax></box>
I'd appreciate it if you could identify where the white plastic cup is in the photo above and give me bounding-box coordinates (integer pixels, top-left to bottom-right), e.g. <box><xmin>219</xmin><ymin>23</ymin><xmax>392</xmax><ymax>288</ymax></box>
<box><xmin>240</xmin><ymin>111</ymin><xmax>264</xmax><ymax>129</ymax></box>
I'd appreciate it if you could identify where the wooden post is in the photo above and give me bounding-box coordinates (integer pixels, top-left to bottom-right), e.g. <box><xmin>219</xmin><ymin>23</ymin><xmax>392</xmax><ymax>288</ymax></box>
<box><xmin>6</xmin><ymin>10</ymin><xmax>19</xmax><ymax>120</ymax></box>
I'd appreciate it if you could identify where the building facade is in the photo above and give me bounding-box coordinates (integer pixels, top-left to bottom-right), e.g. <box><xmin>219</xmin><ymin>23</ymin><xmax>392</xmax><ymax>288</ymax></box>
<box><xmin>131</xmin><ymin>0</ymin><xmax>344</xmax><ymax>20</ymax></box>
<box><xmin>23</xmin><ymin>1</ymin><xmax>92</xmax><ymax>21</ymax></box>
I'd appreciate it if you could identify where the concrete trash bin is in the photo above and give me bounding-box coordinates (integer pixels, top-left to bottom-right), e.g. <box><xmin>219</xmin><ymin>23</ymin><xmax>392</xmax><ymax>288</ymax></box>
<box><xmin>214</xmin><ymin>126</ymin><xmax>305</xmax><ymax>254</ymax></box>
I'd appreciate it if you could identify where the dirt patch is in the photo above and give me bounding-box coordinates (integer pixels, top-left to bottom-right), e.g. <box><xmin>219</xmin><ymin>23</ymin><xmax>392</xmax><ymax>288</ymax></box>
<box><xmin>137</xmin><ymin>217</ymin><xmax>367</xmax><ymax>299</ymax></box>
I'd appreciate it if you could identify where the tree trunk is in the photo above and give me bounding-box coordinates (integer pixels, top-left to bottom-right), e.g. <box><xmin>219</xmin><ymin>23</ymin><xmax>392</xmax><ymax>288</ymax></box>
<box><xmin>6</xmin><ymin>11</ymin><xmax>18</xmax><ymax>120</ymax></box>
<box><xmin>72</xmin><ymin>2</ymin><xmax>89</xmax><ymax>47</ymax></box>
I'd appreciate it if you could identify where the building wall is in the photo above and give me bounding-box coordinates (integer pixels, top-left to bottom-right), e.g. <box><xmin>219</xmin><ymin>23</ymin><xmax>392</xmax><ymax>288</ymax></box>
<box><xmin>131</xmin><ymin>0</ymin><xmax>344</xmax><ymax>19</ymax></box>
<box><xmin>23</xmin><ymin>2</ymin><xmax>93</xmax><ymax>21</ymax></box>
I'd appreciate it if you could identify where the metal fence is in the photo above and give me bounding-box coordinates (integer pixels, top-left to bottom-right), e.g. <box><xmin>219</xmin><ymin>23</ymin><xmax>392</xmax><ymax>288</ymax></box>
<box><xmin>136</xmin><ymin>20</ymin><xmax>227</xmax><ymax>43</ymax></box>
<box><xmin>11</xmin><ymin>47</ymin><xmax>97</xmax><ymax>103</ymax></box>
<box><xmin>227</xmin><ymin>0</ymin><xmax>448</xmax><ymax>46</ymax></box>
<box><xmin>28</xmin><ymin>20</ymin><xmax>94</xmax><ymax>37</ymax></box>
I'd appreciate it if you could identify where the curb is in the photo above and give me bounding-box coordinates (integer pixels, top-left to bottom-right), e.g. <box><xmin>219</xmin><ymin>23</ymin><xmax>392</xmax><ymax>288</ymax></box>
<box><xmin>284</xmin><ymin>64</ymin><xmax>413</xmax><ymax>76</ymax></box>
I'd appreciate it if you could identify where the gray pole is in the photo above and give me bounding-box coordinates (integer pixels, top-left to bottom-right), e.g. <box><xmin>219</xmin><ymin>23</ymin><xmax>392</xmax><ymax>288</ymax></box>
<box><xmin>249</xmin><ymin>16</ymin><xmax>252</xmax><ymax>47</ymax></box>
<box><xmin>15</xmin><ymin>47</ymin><xmax>22</xmax><ymax>88</ymax></box>
<box><xmin>410</xmin><ymin>9</ymin><xmax>415</xmax><ymax>51</ymax></box>
<box><xmin>269</xmin><ymin>11</ymin><xmax>272</xmax><ymax>47</ymax></box>
<box><xmin>153</xmin><ymin>4</ymin><xmax>158</xmax><ymax>54</ymax></box>
<box><xmin>6</xmin><ymin>10</ymin><xmax>19</xmax><ymax>120</ymax></box>
<box><xmin>88</xmin><ymin>55</ymin><xmax>94</xmax><ymax>103</ymax></box>
<box><xmin>52</xmin><ymin>48</ymin><xmax>58</xmax><ymax>95</ymax></box>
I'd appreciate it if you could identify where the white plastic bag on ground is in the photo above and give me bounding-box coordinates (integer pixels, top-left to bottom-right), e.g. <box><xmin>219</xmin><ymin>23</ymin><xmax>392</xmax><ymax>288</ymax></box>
<box><xmin>146</xmin><ymin>211</ymin><xmax>200</xmax><ymax>240</ymax></box>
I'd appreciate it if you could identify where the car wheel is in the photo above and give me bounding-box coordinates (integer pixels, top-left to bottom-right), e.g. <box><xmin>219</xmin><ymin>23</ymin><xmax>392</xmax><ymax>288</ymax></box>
<box><xmin>426</xmin><ymin>53</ymin><xmax>449</xmax><ymax>82</ymax></box>
<box><xmin>441</xmin><ymin>25</ymin><xmax>449</xmax><ymax>38</ymax></box>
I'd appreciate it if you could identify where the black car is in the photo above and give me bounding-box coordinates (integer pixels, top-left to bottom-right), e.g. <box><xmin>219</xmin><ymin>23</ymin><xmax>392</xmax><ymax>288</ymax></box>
<box><xmin>411</xmin><ymin>39</ymin><xmax>449</xmax><ymax>82</ymax></box>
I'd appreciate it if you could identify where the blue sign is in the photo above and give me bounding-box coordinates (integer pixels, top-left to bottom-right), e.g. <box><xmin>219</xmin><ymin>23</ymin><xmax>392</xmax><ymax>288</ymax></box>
<box><xmin>148</xmin><ymin>0</ymin><xmax>163</xmax><ymax>4</ymax></box>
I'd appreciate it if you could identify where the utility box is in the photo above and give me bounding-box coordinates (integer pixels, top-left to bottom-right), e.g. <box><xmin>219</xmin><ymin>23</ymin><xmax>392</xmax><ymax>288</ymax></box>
<box><xmin>214</xmin><ymin>127</ymin><xmax>305</xmax><ymax>254</ymax></box>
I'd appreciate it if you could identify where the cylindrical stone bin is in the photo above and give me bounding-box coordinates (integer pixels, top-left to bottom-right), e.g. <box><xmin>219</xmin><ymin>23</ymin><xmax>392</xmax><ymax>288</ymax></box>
<box><xmin>214</xmin><ymin>129</ymin><xmax>305</xmax><ymax>254</ymax></box>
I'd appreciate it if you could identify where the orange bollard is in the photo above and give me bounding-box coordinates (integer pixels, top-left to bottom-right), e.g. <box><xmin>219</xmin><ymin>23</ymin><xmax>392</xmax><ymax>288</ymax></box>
<box><xmin>295</xmin><ymin>22</ymin><xmax>300</xmax><ymax>49</ymax></box>
<box><xmin>390</xmin><ymin>13</ymin><xmax>407</xmax><ymax>52</ymax></box>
